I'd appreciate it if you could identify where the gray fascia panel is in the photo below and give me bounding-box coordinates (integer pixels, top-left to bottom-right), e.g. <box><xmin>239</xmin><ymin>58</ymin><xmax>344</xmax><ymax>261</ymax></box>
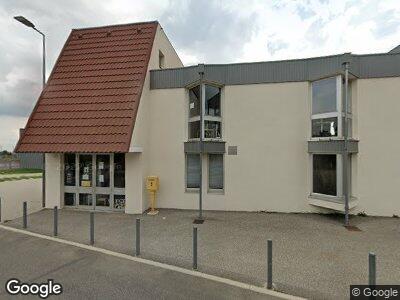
<box><xmin>308</xmin><ymin>140</ymin><xmax>359</xmax><ymax>154</ymax></box>
<box><xmin>184</xmin><ymin>141</ymin><xmax>226</xmax><ymax>154</ymax></box>
<box><xmin>150</xmin><ymin>53</ymin><xmax>400</xmax><ymax>89</ymax></box>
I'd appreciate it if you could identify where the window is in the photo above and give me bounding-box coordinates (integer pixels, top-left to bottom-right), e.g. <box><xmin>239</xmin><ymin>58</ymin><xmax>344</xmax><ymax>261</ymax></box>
<box><xmin>189</xmin><ymin>121</ymin><xmax>200</xmax><ymax>139</ymax></box>
<box><xmin>159</xmin><ymin>50</ymin><xmax>165</xmax><ymax>69</ymax></box>
<box><xmin>313</xmin><ymin>154</ymin><xmax>337</xmax><ymax>196</ymax></box>
<box><xmin>64</xmin><ymin>193</ymin><xmax>75</xmax><ymax>206</ymax></box>
<box><xmin>311</xmin><ymin>76</ymin><xmax>352</xmax><ymax>139</ymax></box>
<box><xmin>96</xmin><ymin>155</ymin><xmax>110</xmax><ymax>187</ymax></box>
<box><xmin>64</xmin><ymin>154</ymin><xmax>75</xmax><ymax>186</ymax></box>
<box><xmin>312</xmin><ymin>117</ymin><xmax>337</xmax><ymax>137</ymax></box>
<box><xmin>209</xmin><ymin>154</ymin><xmax>223</xmax><ymax>190</ymax></box>
<box><xmin>79</xmin><ymin>155</ymin><xmax>92</xmax><ymax>187</ymax></box>
<box><xmin>186</xmin><ymin>154</ymin><xmax>200</xmax><ymax>189</ymax></box>
<box><xmin>189</xmin><ymin>86</ymin><xmax>200</xmax><ymax>118</ymax></box>
<box><xmin>79</xmin><ymin>193</ymin><xmax>93</xmax><ymax>206</ymax></box>
<box><xmin>114</xmin><ymin>153</ymin><xmax>125</xmax><ymax>188</ymax></box>
<box><xmin>312</xmin><ymin>77</ymin><xmax>337</xmax><ymax>115</ymax></box>
<box><xmin>114</xmin><ymin>195</ymin><xmax>126</xmax><ymax>210</ymax></box>
<box><xmin>188</xmin><ymin>84</ymin><xmax>222</xmax><ymax>140</ymax></box>
<box><xmin>204</xmin><ymin>121</ymin><xmax>221</xmax><ymax>139</ymax></box>
<box><xmin>205</xmin><ymin>85</ymin><xmax>221</xmax><ymax>116</ymax></box>
<box><xmin>96</xmin><ymin>194</ymin><xmax>110</xmax><ymax>207</ymax></box>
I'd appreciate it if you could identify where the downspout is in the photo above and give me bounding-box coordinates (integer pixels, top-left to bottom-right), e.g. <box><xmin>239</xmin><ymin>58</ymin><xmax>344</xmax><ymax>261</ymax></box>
<box><xmin>197</xmin><ymin>64</ymin><xmax>205</xmax><ymax>221</ymax></box>
<box><xmin>343</xmin><ymin>61</ymin><xmax>350</xmax><ymax>226</ymax></box>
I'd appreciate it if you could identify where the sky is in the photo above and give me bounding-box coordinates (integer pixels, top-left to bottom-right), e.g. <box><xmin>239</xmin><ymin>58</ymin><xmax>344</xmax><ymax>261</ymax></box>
<box><xmin>0</xmin><ymin>0</ymin><xmax>399</xmax><ymax>151</ymax></box>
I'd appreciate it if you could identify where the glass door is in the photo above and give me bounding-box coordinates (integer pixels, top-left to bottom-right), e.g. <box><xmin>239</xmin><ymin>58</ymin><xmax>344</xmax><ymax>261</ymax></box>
<box><xmin>78</xmin><ymin>154</ymin><xmax>94</xmax><ymax>209</ymax></box>
<box><xmin>64</xmin><ymin>153</ymin><xmax>125</xmax><ymax>211</ymax></box>
<box><xmin>95</xmin><ymin>154</ymin><xmax>111</xmax><ymax>210</ymax></box>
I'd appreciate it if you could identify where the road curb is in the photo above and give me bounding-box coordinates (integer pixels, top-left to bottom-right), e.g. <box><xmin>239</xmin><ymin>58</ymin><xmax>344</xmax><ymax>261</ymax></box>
<box><xmin>0</xmin><ymin>224</ymin><xmax>304</xmax><ymax>300</ymax></box>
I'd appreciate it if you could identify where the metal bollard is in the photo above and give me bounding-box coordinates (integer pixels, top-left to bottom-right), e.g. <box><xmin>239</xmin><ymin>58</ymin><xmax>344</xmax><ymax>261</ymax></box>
<box><xmin>135</xmin><ymin>218</ymin><xmax>140</xmax><ymax>256</ymax></box>
<box><xmin>267</xmin><ymin>239</ymin><xmax>273</xmax><ymax>289</ymax></box>
<box><xmin>193</xmin><ymin>227</ymin><xmax>198</xmax><ymax>270</ymax></box>
<box><xmin>369</xmin><ymin>252</ymin><xmax>376</xmax><ymax>286</ymax></box>
<box><xmin>0</xmin><ymin>197</ymin><xmax>2</xmax><ymax>223</ymax></box>
<box><xmin>90</xmin><ymin>212</ymin><xmax>94</xmax><ymax>245</ymax></box>
<box><xmin>53</xmin><ymin>206</ymin><xmax>58</xmax><ymax>236</ymax></box>
<box><xmin>23</xmin><ymin>201</ymin><xmax>27</xmax><ymax>229</ymax></box>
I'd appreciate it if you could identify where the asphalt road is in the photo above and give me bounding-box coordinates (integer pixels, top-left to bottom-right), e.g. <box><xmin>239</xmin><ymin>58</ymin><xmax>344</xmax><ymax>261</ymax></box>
<box><xmin>0</xmin><ymin>228</ymin><xmax>280</xmax><ymax>300</ymax></box>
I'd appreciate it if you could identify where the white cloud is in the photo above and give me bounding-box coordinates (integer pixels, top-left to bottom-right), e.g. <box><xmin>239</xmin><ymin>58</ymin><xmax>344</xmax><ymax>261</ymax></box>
<box><xmin>0</xmin><ymin>0</ymin><xmax>399</xmax><ymax>150</ymax></box>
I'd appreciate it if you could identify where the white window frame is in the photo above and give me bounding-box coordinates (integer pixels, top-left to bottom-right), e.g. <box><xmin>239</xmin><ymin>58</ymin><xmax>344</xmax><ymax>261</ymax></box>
<box><xmin>310</xmin><ymin>153</ymin><xmax>343</xmax><ymax>200</ymax></box>
<box><xmin>62</xmin><ymin>153</ymin><xmax>125</xmax><ymax>211</ymax></box>
<box><xmin>187</xmin><ymin>82</ymin><xmax>223</xmax><ymax>141</ymax></box>
<box><xmin>310</xmin><ymin>75</ymin><xmax>344</xmax><ymax>141</ymax></box>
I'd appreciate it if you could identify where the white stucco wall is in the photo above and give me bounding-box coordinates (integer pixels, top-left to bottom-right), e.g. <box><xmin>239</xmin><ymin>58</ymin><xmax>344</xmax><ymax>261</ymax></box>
<box><xmin>45</xmin><ymin>153</ymin><xmax>62</xmax><ymax>209</ymax></box>
<box><xmin>355</xmin><ymin>77</ymin><xmax>400</xmax><ymax>216</ymax></box>
<box><xmin>0</xmin><ymin>178</ymin><xmax>42</xmax><ymax>222</ymax></box>
<box><xmin>145</xmin><ymin>82</ymin><xmax>326</xmax><ymax>212</ymax></box>
<box><xmin>126</xmin><ymin>24</ymin><xmax>183</xmax><ymax>213</ymax></box>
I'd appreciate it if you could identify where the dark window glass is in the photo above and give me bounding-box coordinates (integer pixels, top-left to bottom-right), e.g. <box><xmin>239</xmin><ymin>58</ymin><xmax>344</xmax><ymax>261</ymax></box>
<box><xmin>159</xmin><ymin>50</ymin><xmax>165</xmax><ymax>69</ymax></box>
<box><xmin>313</xmin><ymin>154</ymin><xmax>337</xmax><ymax>196</ymax></box>
<box><xmin>79</xmin><ymin>155</ymin><xmax>92</xmax><ymax>187</ymax></box>
<box><xmin>312</xmin><ymin>117</ymin><xmax>338</xmax><ymax>137</ymax></box>
<box><xmin>96</xmin><ymin>155</ymin><xmax>110</xmax><ymax>187</ymax></box>
<box><xmin>114</xmin><ymin>195</ymin><xmax>126</xmax><ymax>210</ymax></box>
<box><xmin>204</xmin><ymin>121</ymin><xmax>221</xmax><ymax>139</ymax></box>
<box><xmin>186</xmin><ymin>154</ymin><xmax>200</xmax><ymax>188</ymax></box>
<box><xmin>79</xmin><ymin>193</ymin><xmax>93</xmax><ymax>206</ymax></box>
<box><xmin>189</xmin><ymin>121</ymin><xmax>200</xmax><ymax>139</ymax></box>
<box><xmin>64</xmin><ymin>193</ymin><xmax>75</xmax><ymax>206</ymax></box>
<box><xmin>189</xmin><ymin>86</ymin><xmax>200</xmax><ymax>118</ymax></box>
<box><xmin>209</xmin><ymin>154</ymin><xmax>223</xmax><ymax>189</ymax></box>
<box><xmin>312</xmin><ymin>77</ymin><xmax>337</xmax><ymax>114</ymax></box>
<box><xmin>64</xmin><ymin>154</ymin><xmax>75</xmax><ymax>186</ymax></box>
<box><xmin>96</xmin><ymin>194</ymin><xmax>110</xmax><ymax>207</ymax></box>
<box><xmin>205</xmin><ymin>85</ymin><xmax>221</xmax><ymax>116</ymax></box>
<box><xmin>114</xmin><ymin>153</ymin><xmax>125</xmax><ymax>188</ymax></box>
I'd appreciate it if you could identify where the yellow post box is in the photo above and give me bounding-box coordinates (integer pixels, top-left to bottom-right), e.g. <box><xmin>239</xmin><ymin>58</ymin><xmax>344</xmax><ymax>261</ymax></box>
<box><xmin>146</xmin><ymin>176</ymin><xmax>159</xmax><ymax>215</ymax></box>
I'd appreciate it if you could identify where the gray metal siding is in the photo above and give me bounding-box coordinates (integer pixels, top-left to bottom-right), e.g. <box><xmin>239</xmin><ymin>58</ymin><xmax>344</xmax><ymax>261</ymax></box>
<box><xmin>150</xmin><ymin>53</ymin><xmax>400</xmax><ymax>89</ymax></box>
<box><xmin>184</xmin><ymin>141</ymin><xmax>226</xmax><ymax>154</ymax></box>
<box><xmin>15</xmin><ymin>153</ymin><xmax>43</xmax><ymax>169</ymax></box>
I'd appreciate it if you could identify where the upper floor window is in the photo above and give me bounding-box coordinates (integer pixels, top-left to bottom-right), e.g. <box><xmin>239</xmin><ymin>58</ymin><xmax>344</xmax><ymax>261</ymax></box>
<box><xmin>188</xmin><ymin>84</ymin><xmax>222</xmax><ymax>140</ymax></box>
<box><xmin>311</xmin><ymin>76</ymin><xmax>351</xmax><ymax>139</ymax></box>
<box><xmin>159</xmin><ymin>50</ymin><xmax>165</xmax><ymax>69</ymax></box>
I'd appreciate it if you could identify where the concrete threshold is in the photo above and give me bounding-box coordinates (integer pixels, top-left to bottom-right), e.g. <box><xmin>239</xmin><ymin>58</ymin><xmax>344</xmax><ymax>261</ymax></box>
<box><xmin>0</xmin><ymin>224</ymin><xmax>303</xmax><ymax>300</ymax></box>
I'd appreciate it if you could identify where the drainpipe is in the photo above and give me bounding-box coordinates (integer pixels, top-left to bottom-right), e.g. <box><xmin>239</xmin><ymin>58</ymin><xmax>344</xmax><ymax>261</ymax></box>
<box><xmin>198</xmin><ymin>64</ymin><xmax>205</xmax><ymax>221</ymax></box>
<box><xmin>343</xmin><ymin>61</ymin><xmax>350</xmax><ymax>226</ymax></box>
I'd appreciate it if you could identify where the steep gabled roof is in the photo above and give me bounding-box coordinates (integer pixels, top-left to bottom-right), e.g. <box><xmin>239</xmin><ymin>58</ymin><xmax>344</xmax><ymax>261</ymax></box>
<box><xmin>16</xmin><ymin>21</ymin><xmax>158</xmax><ymax>153</ymax></box>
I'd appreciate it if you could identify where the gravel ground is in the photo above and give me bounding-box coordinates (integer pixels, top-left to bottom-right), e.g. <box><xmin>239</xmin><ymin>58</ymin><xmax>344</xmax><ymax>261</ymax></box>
<box><xmin>4</xmin><ymin>209</ymin><xmax>400</xmax><ymax>299</ymax></box>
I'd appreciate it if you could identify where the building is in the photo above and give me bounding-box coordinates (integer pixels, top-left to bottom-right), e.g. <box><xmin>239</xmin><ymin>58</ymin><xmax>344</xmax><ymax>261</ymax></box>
<box><xmin>15</xmin><ymin>21</ymin><xmax>400</xmax><ymax>216</ymax></box>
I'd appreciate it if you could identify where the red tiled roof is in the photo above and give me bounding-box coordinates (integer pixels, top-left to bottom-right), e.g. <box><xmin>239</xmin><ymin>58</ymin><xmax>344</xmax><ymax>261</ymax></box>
<box><xmin>15</xmin><ymin>21</ymin><xmax>158</xmax><ymax>153</ymax></box>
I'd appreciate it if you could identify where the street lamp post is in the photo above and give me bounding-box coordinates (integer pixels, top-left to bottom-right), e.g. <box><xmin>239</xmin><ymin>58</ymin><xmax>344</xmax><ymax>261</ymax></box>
<box><xmin>14</xmin><ymin>15</ymin><xmax>46</xmax><ymax>208</ymax></box>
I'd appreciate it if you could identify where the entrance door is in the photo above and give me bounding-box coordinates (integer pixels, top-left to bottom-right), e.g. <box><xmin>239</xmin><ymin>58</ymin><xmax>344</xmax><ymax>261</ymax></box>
<box><xmin>64</xmin><ymin>153</ymin><xmax>125</xmax><ymax>211</ymax></box>
<box><xmin>78</xmin><ymin>154</ymin><xmax>94</xmax><ymax>209</ymax></box>
<box><xmin>94</xmin><ymin>154</ymin><xmax>111</xmax><ymax>210</ymax></box>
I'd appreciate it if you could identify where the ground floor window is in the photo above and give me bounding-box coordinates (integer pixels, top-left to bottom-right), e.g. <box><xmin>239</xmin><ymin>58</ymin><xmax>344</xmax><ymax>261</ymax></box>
<box><xmin>63</xmin><ymin>153</ymin><xmax>125</xmax><ymax>211</ymax></box>
<box><xmin>186</xmin><ymin>154</ymin><xmax>200</xmax><ymax>189</ymax></box>
<box><xmin>312</xmin><ymin>154</ymin><xmax>337</xmax><ymax>196</ymax></box>
<box><xmin>185</xmin><ymin>153</ymin><xmax>224</xmax><ymax>191</ymax></box>
<box><xmin>208</xmin><ymin>154</ymin><xmax>223</xmax><ymax>190</ymax></box>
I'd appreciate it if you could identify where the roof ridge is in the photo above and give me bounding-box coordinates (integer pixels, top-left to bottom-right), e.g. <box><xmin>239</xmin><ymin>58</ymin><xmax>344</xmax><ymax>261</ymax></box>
<box><xmin>72</xmin><ymin>20</ymin><xmax>159</xmax><ymax>31</ymax></box>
